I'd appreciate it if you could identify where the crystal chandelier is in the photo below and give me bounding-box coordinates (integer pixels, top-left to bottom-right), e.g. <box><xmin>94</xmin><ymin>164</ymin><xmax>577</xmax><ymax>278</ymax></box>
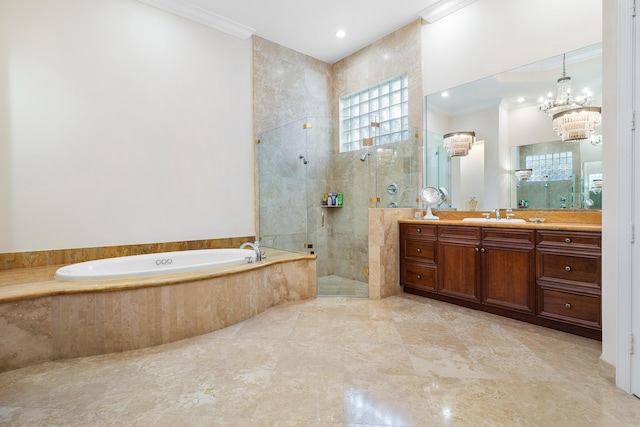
<box><xmin>552</xmin><ymin>106</ymin><xmax>602</xmax><ymax>142</ymax></box>
<box><xmin>443</xmin><ymin>131</ymin><xmax>475</xmax><ymax>157</ymax></box>
<box><xmin>539</xmin><ymin>53</ymin><xmax>601</xmax><ymax>142</ymax></box>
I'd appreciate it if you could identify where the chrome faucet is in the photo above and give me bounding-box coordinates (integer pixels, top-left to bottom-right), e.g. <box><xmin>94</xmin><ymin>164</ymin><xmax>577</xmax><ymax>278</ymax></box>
<box><xmin>240</xmin><ymin>240</ymin><xmax>265</xmax><ymax>262</ymax></box>
<box><xmin>494</xmin><ymin>209</ymin><xmax>501</xmax><ymax>220</ymax></box>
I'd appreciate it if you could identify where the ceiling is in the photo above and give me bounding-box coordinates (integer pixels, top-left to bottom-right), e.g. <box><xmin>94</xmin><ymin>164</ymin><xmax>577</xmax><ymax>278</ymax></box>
<box><xmin>426</xmin><ymin>43</ymin><xmax>603</xmax><ymax>116</ymax></box>
<box><xmin>138</xmin><ymin>0</ymin><xmax>475</xmax><ymax>64</ymax></box>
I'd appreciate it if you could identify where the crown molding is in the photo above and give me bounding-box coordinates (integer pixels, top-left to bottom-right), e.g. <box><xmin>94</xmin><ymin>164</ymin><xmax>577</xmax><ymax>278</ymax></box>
<box><xmin>418</xmin><ymin>0</ymin><xmax>478</xmax><ymax>24</ymax></box>
<box><xmin>136</xmin><ymin>0</ymin><xmax>256</xmax><ymax>39</ymax></box>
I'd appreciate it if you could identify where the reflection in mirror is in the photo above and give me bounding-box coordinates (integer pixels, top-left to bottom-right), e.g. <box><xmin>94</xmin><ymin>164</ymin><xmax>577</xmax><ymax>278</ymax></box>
<box><xmin>511</xmin><ymin>139</ymin><xmax>602</xmax><ymax>209</ymax></box>
<box><xmin>424</xmin><ymin>43</ymin><xmax>602</xmax><ymax>211</ymax></box>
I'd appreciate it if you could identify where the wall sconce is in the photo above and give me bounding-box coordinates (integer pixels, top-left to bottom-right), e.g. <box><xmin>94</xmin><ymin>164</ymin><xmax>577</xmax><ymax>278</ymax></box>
<box><xmin>515</xmin><ymin>169</ymin><xmax>533</xmax><ymax>181</ymax></box>
<box><xmin>443</xmin><ymin>131</ymin><xmax>475</xmax><ymax>157</ymax></box>
<box><xmin>592</xmin><ymin>179</ymin><xmax>603</xmax><ymax>194</ymax></box>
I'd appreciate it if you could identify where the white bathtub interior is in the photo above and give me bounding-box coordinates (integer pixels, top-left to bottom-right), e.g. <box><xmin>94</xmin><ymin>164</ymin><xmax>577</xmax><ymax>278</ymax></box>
<box><xmin>54</xmin><ymin>248</ymin><xmax>257</xmax><ymax>281</ymax></box>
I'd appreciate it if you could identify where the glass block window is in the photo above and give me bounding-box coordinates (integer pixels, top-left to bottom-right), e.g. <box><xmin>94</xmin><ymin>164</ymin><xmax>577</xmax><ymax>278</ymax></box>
<box><xmin>340</xmin><ymin>74</ymin><xmax>409</xmax><ymax>152</ymax></box>
<box><xmin>525</xmin><ymin>151</ymin><xmax>573</xmax><ymax>181</ymax></box>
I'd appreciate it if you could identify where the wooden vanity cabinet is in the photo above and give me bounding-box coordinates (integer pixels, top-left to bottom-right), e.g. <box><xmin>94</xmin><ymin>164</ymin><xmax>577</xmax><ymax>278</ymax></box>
<box><xmin>535</xmin><ymin>230</ymin><xmax>602</xmax><ymax>338</ymax></box>
<box><xmin>400</xmin><ymin>224</ymin><xmax>438</xmax><ymax>293</ymax></box>
<box><xmin>400</xmin><ymin>222</ymin><xmax>602</xmax><ymax>340</ymax></box>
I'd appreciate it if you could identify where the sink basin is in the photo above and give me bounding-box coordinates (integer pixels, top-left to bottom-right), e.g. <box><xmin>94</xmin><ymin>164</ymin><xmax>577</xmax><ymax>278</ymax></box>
<box><xmin>462</xmin><ymin>217</ymin><xmax>526</xmax><ymax>224</ymax></box>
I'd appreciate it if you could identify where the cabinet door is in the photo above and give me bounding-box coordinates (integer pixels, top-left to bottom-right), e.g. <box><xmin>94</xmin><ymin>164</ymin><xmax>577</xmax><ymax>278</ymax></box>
<box><xmin>437</xmin><ymin>240</ymin><xmax>480</xmax><ymax>302</ymax></box>
<box><xmin>482</xmin><ymin>244</ymin><xmax>535</xmax><ymax>314</ymax></box>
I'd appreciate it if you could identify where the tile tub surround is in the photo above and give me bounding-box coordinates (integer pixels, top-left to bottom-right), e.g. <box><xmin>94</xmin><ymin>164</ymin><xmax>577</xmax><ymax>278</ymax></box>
<box><xmin>0</xmin><ymin>236</ymin><xmax>254</xmax><ymax>270</ymax></box>
<box><xmin>1</xmin><ymin>294</ymin><xmax>639</xmax><ymax>425</ymax></box>
<box><xmin>0</xmin><ymin>249</ymin><xmax>316</xmax><ymax>373</ymax></box>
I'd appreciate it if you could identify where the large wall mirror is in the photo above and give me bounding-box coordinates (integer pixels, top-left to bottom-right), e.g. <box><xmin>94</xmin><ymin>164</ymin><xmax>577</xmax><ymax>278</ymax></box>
<box><xmin>424</xmin><ymin>43</ymin><xmax>602</xmax><ymax>211</ymax></box>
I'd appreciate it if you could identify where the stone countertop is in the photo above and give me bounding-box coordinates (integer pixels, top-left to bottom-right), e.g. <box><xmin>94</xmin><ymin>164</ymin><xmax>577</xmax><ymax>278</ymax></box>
<box><xmin>399</xmin><ymin>218</ymin><xmax>602</xmax><ymax>232</ymax></box>
<box><xmin>0</xmin><ymin>248</ymin><xmax>315</xmax><ymax>303</ymax></box>
<box><xmin>399</xmin><ymin>209</ymin><xmax>602</xmax><ymax>232</ymax></box>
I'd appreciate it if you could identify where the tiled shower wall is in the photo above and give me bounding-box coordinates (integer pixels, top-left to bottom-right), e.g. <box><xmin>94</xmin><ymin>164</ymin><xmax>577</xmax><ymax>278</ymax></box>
<box><xmin>253</xmin><ymin>20</ymin><xmax>423</xmax><ymax>283</ymax></box>
<box><xmin>253</xmin><ymin>36</ymin><xmax>334</xmax><ymax>275</ymax></box>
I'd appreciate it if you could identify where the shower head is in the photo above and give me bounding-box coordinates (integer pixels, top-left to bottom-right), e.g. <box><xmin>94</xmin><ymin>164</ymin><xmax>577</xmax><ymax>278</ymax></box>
<box><xmin>360</xmin><ymin>152</ymin><xmax>370</xmax><ymax>162</ymax></box>
<box><xmin>298</xmin><ymin>155</ymin><xmax>309</xmax><ymax>164</ymax></box>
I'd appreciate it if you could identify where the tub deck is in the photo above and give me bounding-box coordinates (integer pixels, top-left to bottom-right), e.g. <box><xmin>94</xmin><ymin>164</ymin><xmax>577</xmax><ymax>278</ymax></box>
<box><xmin>0</xmin><ymin>248</ymin><xmax>312</xmax><ymax>303</ymax></box>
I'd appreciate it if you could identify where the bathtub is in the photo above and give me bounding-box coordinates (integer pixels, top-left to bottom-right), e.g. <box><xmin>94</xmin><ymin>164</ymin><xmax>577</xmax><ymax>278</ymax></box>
<box><xmin>54</xmin><ymin>248</ymin><xmax>257</xmax><ymax>281</ymax></box>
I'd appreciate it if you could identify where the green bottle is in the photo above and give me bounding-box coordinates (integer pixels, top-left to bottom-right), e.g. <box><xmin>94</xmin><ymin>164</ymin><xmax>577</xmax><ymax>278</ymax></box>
<box><xmin>337</xmin><ymin>193</ymin><xmax>343</xmax><ymax>206</ymax></box>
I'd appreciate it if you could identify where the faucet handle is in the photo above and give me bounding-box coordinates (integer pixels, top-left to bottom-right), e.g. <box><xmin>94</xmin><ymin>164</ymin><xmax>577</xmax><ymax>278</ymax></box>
<box><xmin>482</xmin><ymin>213</ymin><xmax>491</xmax><ymax>219</ymax></box>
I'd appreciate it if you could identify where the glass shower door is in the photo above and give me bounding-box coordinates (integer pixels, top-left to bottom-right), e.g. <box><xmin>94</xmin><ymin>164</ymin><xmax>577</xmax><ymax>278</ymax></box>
<box><xmin>257</xmin><ymin>119</ymin><xmax>309</xmax><ymax>254</ymax></box>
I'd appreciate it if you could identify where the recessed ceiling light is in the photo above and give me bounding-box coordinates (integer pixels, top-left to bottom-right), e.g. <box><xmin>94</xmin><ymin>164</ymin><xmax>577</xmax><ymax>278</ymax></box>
<box><xmin>336</xmin><ymin>30</ymin><xmax>346</xmax><ymax>38</ymax></box>
<box><xmin>441</xmin><ymin>91</ymin><xmax>449</xmax><ymax>98</ymax></box>
<box><xmin>517</xmin><ymin>97</ymin><xmax>525</xmax><ymax>103</ymax></box>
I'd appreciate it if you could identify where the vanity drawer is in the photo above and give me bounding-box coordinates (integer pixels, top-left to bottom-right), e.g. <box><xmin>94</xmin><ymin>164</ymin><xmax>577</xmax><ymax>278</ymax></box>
<box><xmin>438</xmin><ymin>225</ymin><xmax>481</xmax><ymax>242</ymax></box>
<box><xmin>401</xmin><ymin>223</ymin><xmax>437</xmax><ymax>238</ymax></box>
<box><xmin>403</xmin><ymin>238</ymin><xmax>436</xmax><ymax>263</ymax></box>
<box><xmin>401</xmin><ymin>262</ymin><xmax>437</xmax><ymax>292</ymax></box>
<box><xmin>482</xmin><ymin>228</ymin><xmax>535</xmax><ymax>246</ymax></box>
<box><xmin>537</xmin><ymin>251</ymin><xmax>601</xmax><ymax>287</ymax></box>
<box><xmin>538</xmin><ymin>286</ymin><xmax>601</xmax><ymax>329</ymax></box>
<box><xmin>536</xmin><ymin>230</ymin><xmax>601</xmax><ymax>250</ymax></box>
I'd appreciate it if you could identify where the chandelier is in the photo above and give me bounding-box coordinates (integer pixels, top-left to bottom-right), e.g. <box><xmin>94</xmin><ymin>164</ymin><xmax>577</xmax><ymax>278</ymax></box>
<box><xmin>443</xmin><ymin>131</ymin><xmax>475</xmax><ymax>157</ymax></box>
<box><xmin>552</xmin><ymin>106</ymin><xmax>602</xmax><ymax>142</ymax></box>
<box><xmin>539</xmin><ymin>54</ymin><xmax>601</xmax><ymax>142</ymax></box>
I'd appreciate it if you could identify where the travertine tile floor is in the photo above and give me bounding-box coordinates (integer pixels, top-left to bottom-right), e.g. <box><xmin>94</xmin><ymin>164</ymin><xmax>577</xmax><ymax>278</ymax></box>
<box><xmin>317</xmin><ymin>275</ymin><xmax>369</xmax><ymax>298</ymax></box>
<box><xmin>1</xmin><ymin>294</ymin><xmax>639</xmax><ymax>426</ymax></box>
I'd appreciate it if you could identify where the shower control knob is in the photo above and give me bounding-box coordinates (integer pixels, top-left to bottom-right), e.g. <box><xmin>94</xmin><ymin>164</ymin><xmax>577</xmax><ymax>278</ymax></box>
<box><xmin>565</xmin><ymin>265</ymin><xmax>571</xmax><ymax>272</ymax></box>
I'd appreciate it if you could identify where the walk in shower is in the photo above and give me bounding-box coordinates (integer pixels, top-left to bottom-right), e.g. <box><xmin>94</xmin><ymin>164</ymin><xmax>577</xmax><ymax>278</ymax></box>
<box><xmin>257</xmin><ymin>117</ymin><xmax>420</xmax><ymax>297</ymax></box>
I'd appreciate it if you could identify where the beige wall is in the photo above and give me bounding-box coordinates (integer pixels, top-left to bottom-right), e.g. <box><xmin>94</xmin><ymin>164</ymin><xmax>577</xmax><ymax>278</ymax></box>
<box><xmin>0</xmin><ymin>0</ymin><xmax>255</xmax><ymax>253</ymax></box>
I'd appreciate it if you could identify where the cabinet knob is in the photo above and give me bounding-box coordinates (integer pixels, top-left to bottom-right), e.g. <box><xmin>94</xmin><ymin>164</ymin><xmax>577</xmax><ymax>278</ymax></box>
<box><xmin>416</xmin><ymin>275</ymin><xmax>422</xmax><ymax>279</ymax></box>
<box><xmin>417</xmin><ymin>248</ymin><xmax>422</xmax><ymax>253</ymax></box>
<box><xmin>480</xmin><ymin>248</ymin><xmax>486</xmax><ymax>253</ymax></box>
<box><xmin>475</xmin><ymin>247</ymin><xmax>479</xmax><ymax>252</ymax></box>
<box><xmin>565</xmin><ymin>265</ymin><xmax>571</xmax><ymax>272</ymax></box>
<box><xmin>565</xmin><ymin>237</ymin><xmax>571</xmax><ymax>243</ymax></box>
<box><xmin>417</xmin><ymin>228</ymin><xmax>422</xmax><ymax>233</ymax></box>
<box><xmin>565</xmin><ymin>303</ymin><xmax>572</xmax><ymax>309</ymax></box>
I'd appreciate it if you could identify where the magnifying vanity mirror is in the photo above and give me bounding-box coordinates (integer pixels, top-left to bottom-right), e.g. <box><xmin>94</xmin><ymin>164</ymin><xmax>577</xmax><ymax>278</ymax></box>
<box><xmin>424</xmin><ymin>43</ymin><xmax>602</xmax><ymax>211</ymax></box>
